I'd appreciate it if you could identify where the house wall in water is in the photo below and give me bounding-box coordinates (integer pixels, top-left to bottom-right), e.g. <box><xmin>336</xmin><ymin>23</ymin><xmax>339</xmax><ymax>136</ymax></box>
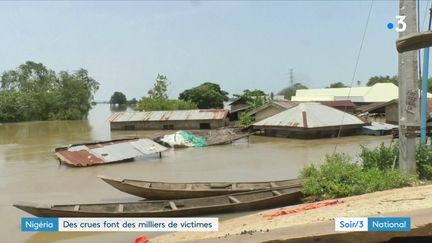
<box><xmin>110</xmin><ymin>119</ymin><xmax>228</xmax><ymax>130</ymax></box>
<box><xmin>255</xmin><ymin>125</ymin><xmax>364</xmax><ymax>139</ymax></box>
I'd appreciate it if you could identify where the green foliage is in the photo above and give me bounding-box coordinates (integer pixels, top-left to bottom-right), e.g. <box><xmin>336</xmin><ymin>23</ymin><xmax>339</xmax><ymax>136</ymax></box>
<box><xmin>110</xmin><ymin>91</ymin><xmax>127</xmax><ymax>105</ymax></box>
<box><xmin>136</xmin><ymin>74</ymin><xmax>197</xmax><ymax>111</ymax></box>
<box><xmin>360</xmin><ymin>143</ymin><xmax>398</xmax><ymax>171</ymax></box>
<box><xmin>0</xmin><ymin>61</ymin><xmax>99</xmax><ymax>122</ymax></box>
<box><xmin>366</xmin><ymin>75</ymin><xmax>398</xmax><ymax>87</ymax></box>
<box><xmin>277</xmin><ymin>83</ymin><xmax>308</xmax><ymax>100</ymax></box>
<box><xmin>235</xmin><ymin>89</ymin><xmax>270</xmax><ymax>110</ymax></box>
<box><xmin>136</xmin><ymin>97</ymin><xmax>197</xmax><ymax>111</ymax></box>
<box><xmin>179</xmin><ymin>82</ymin><xmax>229</xmax><ymax>109</ymax></box>
<box><xmin>327</xmin><ymin>82</ymin><xmax>347</xmax><ymax>88</ymax></box>
<box><xmin>301</xmin><ymin>153</ymin><xmax>412</xmax><ymax>199</ymax></box>
<box><xmin>416</xmin><ymin>144</ymin><xmax>432</xmax><ymax>180</ymax></box>
<box><xmin>148</xmin><ymin>74</ymin><xmax>169</xmax><ymax>101</ymax></box>
<box><xmin>128</xmin><ymin>98</ymin><xmax>138</xmax><ymax>105</ymax></box>
<box><xmin>237</xmin><ymin>112</ymin><xmax>255</xmax><ymax>126</ymax></box>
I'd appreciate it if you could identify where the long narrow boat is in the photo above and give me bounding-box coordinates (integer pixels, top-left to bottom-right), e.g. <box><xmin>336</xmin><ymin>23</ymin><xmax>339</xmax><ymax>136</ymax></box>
<box><xmin>14</xmin><ymin>187</ymin><xmax>302</xmax><ymax>217</ymax></box>
<box><xmin>98</xmin><ymin>176</ymin><xmax>303</xmax><ymax>199</ymax></box>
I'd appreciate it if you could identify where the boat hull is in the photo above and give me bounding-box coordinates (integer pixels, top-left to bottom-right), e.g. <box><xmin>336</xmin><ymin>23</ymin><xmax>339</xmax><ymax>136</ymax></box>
<box><xmin>99</xmin><ymin>176</ymin><xmax>302</xmax><ymax>200</ymax></box>
<box><xmin>14</xmin><ymin>188</ymin><xmax>302</xmax><ymax>218</ymax></box>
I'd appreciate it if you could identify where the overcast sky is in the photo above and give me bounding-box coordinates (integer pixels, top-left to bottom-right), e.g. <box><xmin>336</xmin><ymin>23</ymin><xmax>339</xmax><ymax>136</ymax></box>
<box><xmin>0</xmin><ymin>1</ymin><xmax>431</xmax><ymax>101</ymax></box>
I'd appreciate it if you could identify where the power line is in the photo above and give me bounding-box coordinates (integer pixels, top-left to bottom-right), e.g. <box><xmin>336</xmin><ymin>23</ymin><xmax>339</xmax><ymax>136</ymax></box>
<box><xmin>333</xmin><ymin>0</ymin><xmax>374</xmax><ymax>153</ymax></box>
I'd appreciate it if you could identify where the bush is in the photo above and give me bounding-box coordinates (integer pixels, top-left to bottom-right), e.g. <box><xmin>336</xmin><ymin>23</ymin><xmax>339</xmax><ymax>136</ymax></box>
<box><xmin>416</xmin><ymin>144</ymin><xmax>432</xmax><ymax>180</ymax></box>
<box><xmin>301</xmin><ymin>153</ymin><xmax>412</xmax><ymax>199</ymax></box>
<box><xmin>237</xmin><ymin>113</ymin><xmax>255</xmax><ymax>127</ymax></box>
<box><xmin>359</xmin><ymin>143</ymin><xmax>398</xmax><ymax>170</ymax></box>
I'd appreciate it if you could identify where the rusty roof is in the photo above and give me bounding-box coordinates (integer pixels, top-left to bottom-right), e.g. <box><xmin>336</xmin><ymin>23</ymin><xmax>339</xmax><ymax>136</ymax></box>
<box><xmin>108</xmin><ymin>109</ymin><xmax>228</xmax><ymax>123</ymax></box>
<box><xmin>55</xmin><ymin>138</ymin><xmax>167</xmax><ymax>167</ymax></box>
<box><xmin>356</xmin><ymin>102</ymin><xmax>388</xmax><ymax>113</ymax></box>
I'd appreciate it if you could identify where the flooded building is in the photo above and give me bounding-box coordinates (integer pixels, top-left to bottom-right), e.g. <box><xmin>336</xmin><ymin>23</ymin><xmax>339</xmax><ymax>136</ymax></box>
<box><xmin>228</xmin><ymin>97</ymin><xmax>249</xmax><ymax>121</ymax></box>
<box><xmin>249</xmin><ymin>100</ymin><xmax>356</xmax><ymax>122</ymax></box>
<box><xmin>358</xmin><ymin>98</ymin><xmax>432</xmax><ymax>124</ymax></box>
<box><xmin>253</xmin><ymin>103</ymin><xmax>367</xmax><ymax>139</ymax></box>
<box><xmin>249</xmin><ymin>101</ymin><xmax>298</xmax><ymax>122</ymax></box>
<box><xmin>109</xmin><ymin>109</ymin><xmax>229</xmax><ymax>130</ymax></box>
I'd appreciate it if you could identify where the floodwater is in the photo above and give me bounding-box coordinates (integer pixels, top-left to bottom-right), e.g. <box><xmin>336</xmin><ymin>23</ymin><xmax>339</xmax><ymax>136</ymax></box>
<box><xmin>0</xmin><ymin>104</ymin><xmax>393</xmax><ymax>243</ymax></box>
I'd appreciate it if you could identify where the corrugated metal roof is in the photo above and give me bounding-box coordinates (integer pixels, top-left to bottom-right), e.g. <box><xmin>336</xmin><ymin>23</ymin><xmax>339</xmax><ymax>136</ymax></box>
<box><xmin>248</xmin><ymin>101</ymin><xmax>298</xmax><ymax>115</ymax></box>
<box><xmin>253</xmin><ymin>103</ymin><xmax>365</xmax><ymax>128</ymax></box>
<box><xmin>131</xmin><ymin>139</ymin><xmax>169</xmax><ymax>154</ymax></box>
<box><xmin>319</xmin><ymin>100</ymin><xmax>357</xmax><ymax>108</ymax></box>
<box><xmin>108</xmin><ymin>109</ymin><xmax>228</xmax><ymax>122</ymax></box>
<box><xmin>90</xmin><ymin>142</ymin><xmax>145</xmax><ymax>163</ymax></box>
<box><xmin>55</xmin><ymin>138</ymin><xmax>167</xmax><ymax>167</ymax></box>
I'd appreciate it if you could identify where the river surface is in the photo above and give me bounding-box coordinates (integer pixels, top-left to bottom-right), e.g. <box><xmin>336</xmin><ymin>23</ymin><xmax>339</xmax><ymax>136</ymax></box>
<box><xmin>0</xmin><ymin>104</ymin><xmax>392</xmax><ymax>243</ymax></box>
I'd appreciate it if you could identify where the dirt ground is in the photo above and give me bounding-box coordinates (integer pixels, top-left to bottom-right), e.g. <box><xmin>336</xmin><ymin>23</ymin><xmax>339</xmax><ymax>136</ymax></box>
<box><xmin>152</xmin><ymin>184</ymin><xmax>432</xmax><ymax>242</ymax></box>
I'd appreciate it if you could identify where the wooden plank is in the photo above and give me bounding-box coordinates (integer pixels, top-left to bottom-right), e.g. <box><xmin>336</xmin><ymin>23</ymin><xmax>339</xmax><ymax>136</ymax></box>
<box><xmin>231</xmin><ymin>183</ymin><xmax>236</xmax><ymax>190</ymax></box>
<box><xmin>118</xmin><ymin>204</ymin><xmax>124</xmax><ymax>212</ymax></box>
<box><xmin>228</xmin><ymin>196</ymin><xmax>241</xmax><ymax>204</ymax></box>
<box><xmin>272</xmin><ymin>190</ymin><xmax>282</xmax><ymax>196</ymax></box>
<box><xmin>74</xmin><ymin>205</ymin><xmax>80</xmax><ymax>211</ymax></box>
<box><xmin>270</xmin><ymin>182</ymin><xmax>278</xmax><ymax>187</ymax></box>
<box><xmin>397</xmin><ymin>31</ymin><xmax>432</xmax><ymax>53</ymax></box>
<box><xmin>186</xmin><ymin>184</ymin><xmax>192</xmax><ymax>190</ymax></box>
<box><xmin>169</xmin><ymin>201</ymin><xmax>178</xmax><ymax>210</ymax></box>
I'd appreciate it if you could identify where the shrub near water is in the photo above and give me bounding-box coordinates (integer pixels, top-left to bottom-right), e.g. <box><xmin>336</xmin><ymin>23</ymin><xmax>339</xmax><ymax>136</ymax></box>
<box><xmin>360</xmin><ymin>143</ymin><xmax>398</xmax><ymax>170</ymax></box>
<box><xmin>301</xmin><ymin>153</ymin><xmax>412</xmax><ymax>199</ymax></box>
<box><xmin>416</xmin><ymin>144</ymin><xmax>432</xmax><ymax>180</ymax></box>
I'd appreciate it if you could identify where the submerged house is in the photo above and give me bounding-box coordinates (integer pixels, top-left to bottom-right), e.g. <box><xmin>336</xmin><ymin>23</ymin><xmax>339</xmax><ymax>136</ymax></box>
<box><xmin>109</xmin><ymin>109</ymin><xmax>229</xmax><ymax>130</ymax></box>
<box><xmin>249</xmin><ymin>100</ymin><xmax>356</xmax><ymax>122</ymax></box>
<box><xmin>228</xmin><ymin>97</ymin><xmax>249</xmax><ymax>121</ymax></box>
<box><xmin>358</xmin><ymin>98</ymin><xmax>432</xmax><ymax>124</ymax></box>
<box><xmin>249</xmin><ymin>101</ymin><xmax>298</xmax><ymax>122</ymax></box>
<box><xmin>253</xmin><ymin>103</ymin><xmax>367</xmax><ymax>139</ymax></box>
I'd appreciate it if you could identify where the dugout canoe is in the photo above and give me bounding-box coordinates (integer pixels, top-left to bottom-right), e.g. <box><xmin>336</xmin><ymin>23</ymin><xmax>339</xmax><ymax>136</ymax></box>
<box><xmin>13</xmin><ymin>187</ymin><xmax>302</xmax><ymax>217</ymax></box>
<box><xmin>98</xmin><ymin>175</ymin><xmax>303</xmax><ymax>199</ymax></box>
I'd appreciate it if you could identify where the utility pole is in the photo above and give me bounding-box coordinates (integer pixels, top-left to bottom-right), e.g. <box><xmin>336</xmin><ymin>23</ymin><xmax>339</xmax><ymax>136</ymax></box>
<box><xmin>398</xmin><ymin>0</ymin><xmax>419</xmax><ymax>174</ymax></box>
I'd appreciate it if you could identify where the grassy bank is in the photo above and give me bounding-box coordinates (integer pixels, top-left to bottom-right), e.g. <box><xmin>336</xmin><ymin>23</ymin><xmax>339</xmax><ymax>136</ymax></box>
<box><xmin>301</xmin><ymin>143</ymin><xmax>432</xmax><ymax>200</ymax></box>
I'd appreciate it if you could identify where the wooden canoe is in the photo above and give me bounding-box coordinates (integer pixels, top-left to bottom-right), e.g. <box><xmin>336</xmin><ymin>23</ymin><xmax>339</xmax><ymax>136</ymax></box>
<box><xmin>13</xmin><ymin>187</ymin><xmax>302</xmax><ymax>217</ymax></box>
<box><xmin>98</xmin><ymin>175</ymin><xmax>303</xmax><ymax>199</ymax></box>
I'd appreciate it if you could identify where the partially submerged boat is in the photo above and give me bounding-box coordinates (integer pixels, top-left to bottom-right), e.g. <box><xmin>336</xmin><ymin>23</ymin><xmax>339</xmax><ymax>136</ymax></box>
<box><xmin>55</xmin><ymin>138</ymin><xmax>168</xmax><ymax>167</ymax></box>
<box><xmin>98</xmin><ymin>176</ymin><xmax>302</xmax><ymax>199</ymax></box>
<box><xmin>13</xmin><ymin>187</ymin><xmax>302</xmax><ymax>217</ymax></box>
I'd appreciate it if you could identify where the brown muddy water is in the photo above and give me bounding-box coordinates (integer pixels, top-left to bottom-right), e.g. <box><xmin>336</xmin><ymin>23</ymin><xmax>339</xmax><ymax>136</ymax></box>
<box><xmin>0</xmin><ymin>104</ymin><xmax>392</xmax><ymax>243</ymax></box>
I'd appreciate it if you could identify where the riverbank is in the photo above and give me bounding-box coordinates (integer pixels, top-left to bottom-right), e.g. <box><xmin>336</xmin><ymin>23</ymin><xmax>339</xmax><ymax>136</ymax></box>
<box><xmin>152</xmin><ymin>184</ymin><xmax>432</xmax><ymax>242</ymax></box>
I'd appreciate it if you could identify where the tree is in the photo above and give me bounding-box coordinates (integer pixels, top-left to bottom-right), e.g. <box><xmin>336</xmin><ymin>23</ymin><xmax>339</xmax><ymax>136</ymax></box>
<box><xmin>0</xmin><ymin>61</ymin><xmax>99</xmax><ymax>122</ymax></box>
<box><xmin>179</xmin><ymin>82</ymin><xmax>229</xmax><ymax>109</ymax></box>
<box><xmin>277</xmin><ymin>83</ymin><xmax>308</xmax><ymax>100</ymax></box>
<box><xmin>327</xmin><ymin>82</ymin><xmax>347</xmax><ymax>88</ymax></box>
<box><xmin>148</xmin><ymin>74</ymin><xmax>169</xmax><ymax>101</ymax></box>
<box><xmin>110</xmin><ymin>91</ymin><xmax>127</xmax><ymax>105</ymax></box>
<box><xmin>366</xmin><ymin>75</ymin><xmax>398</xmax><ymax>86</ymax></box>
<box><xmin>136</xmin><ymin>98</ymin><xmax>196</xmax><ymax>111</ymax></box>
<box><xmin>234</xmin><ymin>89</ymin><xmax>269</xmax><ymax>110</ymax></box>
<box><xmin>136</xmin><ymin>74</ymin><xmax>197</xmax><ymax>111</ymax></box>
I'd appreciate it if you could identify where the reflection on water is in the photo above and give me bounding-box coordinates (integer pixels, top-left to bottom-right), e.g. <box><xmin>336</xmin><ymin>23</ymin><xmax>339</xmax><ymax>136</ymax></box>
<box><xmin>0</xmin><ymin>104</ymin><xmax>393</xmax><ymax>243</ymax></box>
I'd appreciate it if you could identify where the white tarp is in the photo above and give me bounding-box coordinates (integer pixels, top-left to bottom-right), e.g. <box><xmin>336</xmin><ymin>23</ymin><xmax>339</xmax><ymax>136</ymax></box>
<box><xmin>160</xmin><ymin>132</ymin><xmax>195</xmax><ymax>147</ymax></box>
